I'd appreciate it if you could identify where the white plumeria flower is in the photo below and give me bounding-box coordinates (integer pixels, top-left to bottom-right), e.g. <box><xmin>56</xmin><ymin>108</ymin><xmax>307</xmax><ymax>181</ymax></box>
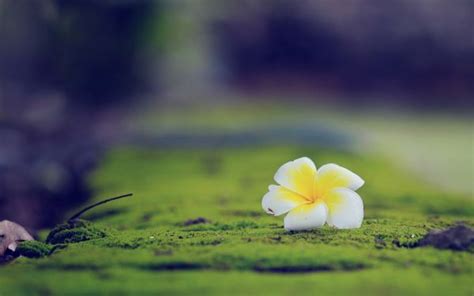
<box><xmin>262</xmin><ymin>157</ymin><xmax>364</xmax><ymax>231</ymax></box>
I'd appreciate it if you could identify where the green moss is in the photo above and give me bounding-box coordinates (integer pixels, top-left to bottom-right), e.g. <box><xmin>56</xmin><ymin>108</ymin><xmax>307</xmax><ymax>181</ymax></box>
<box><xmin>46</xmin><ymin>220</ymin><xmax>107</xmax><ymax>244</ymax></box>
<box><xmin>15</xmin><ymin>241</ymin><xmax>53</xmax><ymax>259</ymax></box>
<box><xmin>0</xmin><ymin>143</ymin><xmax>472</xmax><ymax>295</ymax></box>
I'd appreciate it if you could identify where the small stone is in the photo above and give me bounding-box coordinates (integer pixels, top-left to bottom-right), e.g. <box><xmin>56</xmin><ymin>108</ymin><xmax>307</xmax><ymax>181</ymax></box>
<box><xmin>417</xmin><ymin>224</ymin><xmax>474</xmax><ymax>251</ymax></box>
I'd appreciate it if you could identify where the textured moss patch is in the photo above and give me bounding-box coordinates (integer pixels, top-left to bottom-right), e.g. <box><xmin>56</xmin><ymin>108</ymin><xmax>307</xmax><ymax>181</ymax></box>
<box><xmin>15</xmin><ymin>241</ymin><xmax>53</xmax><ymax>259</ymax></box>
<box><xmin>46</xmin><ymin>220</ymin><xmax>107</xmax><ymax>244</ymax></box>
<box><xmin>0</xmin><ymin>145</ymin><xmax>472</xmax><ymax>295</ymax></box>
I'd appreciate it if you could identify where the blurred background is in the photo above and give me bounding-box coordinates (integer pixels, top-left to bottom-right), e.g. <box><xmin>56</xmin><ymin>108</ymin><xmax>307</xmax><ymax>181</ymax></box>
<box><xmin>0</xmin><ymin>0</ymin><xmax>473</xmax><ymax>229</ymax></box>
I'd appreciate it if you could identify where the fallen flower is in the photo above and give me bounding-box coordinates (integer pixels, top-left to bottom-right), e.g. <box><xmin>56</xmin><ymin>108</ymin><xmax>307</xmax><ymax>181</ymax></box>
<box><xmin>0</xmin><ymin>220</ymin><xmax>34</xmax><ymax>256</ymax></box>
<box><xmin>262</xmin><ymin>157</ymin><xmax>364</xmax><ymax>231</ymax></box>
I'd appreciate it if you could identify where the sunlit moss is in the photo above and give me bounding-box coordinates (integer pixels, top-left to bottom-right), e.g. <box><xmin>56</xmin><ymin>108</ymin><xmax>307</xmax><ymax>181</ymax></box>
<box><xmin>1</xmin><ymin>145</ymin><xmax>472</xmax><ymax>295</ymax></box>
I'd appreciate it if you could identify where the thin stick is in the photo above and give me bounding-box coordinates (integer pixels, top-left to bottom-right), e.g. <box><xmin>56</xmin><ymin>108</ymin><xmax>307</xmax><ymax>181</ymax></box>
<box><xmin>68</xmin><ymin>193</ymin><xmax>133</xmax><ymax>222</ymax></box>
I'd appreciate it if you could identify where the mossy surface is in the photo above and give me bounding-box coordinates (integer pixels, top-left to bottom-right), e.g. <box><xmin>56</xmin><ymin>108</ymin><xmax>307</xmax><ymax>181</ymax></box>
<box><xmin>15</xmin><ymin>241</ymin><xmax>53</xmax><ymax>259</ymax></box>
<box><xmin>0</xmin><ymin>107</ymin><xmax>473</xmax><ymax>295</ymax></box>
<box><xmin>46</xmin><ymin>220</ymin><xmax>108</xmax><ymax>245</ymax></box>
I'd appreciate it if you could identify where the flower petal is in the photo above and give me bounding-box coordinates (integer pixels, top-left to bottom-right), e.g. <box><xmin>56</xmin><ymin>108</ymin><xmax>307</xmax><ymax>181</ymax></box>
<box><xmin>325</xmin><ymin>188</ymin><xmax>364</xmax><ymax>229</ymax></box>
<box><xmin>317</xmin><ymin>163</ymin><xmax>364</xmax><ymax>192</ymax></box>
<box><xmin>262</xmin><ymin>185</ymin><xmax>308</xmax><ymax>216</ymax></box>
<box><xmin>274</xmin><ymin>157</ymin><xmax>317</xmax><ymax>198</ymax></box>
<box><xmin>284</xmin><ymin>202</ymin><xmax>328</xmax><ymax>231</ymax></box>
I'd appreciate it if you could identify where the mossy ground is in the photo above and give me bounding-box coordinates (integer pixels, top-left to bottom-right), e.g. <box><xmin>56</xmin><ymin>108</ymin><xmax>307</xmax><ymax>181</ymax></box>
<box><xmin>0</xmin><ymin>105</ymin><xmax>472</xmax><ymax>295</ymax></box>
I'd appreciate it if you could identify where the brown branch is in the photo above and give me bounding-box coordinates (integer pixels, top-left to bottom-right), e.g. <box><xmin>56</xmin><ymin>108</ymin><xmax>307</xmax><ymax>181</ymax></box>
<box><xmin>68</xmin><ymin>193</ymin><xmax>133</xmax><ymax>222</ymax></box>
